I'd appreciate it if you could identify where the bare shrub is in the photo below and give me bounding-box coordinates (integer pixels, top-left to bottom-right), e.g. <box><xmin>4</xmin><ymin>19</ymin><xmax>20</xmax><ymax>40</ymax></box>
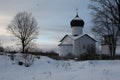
<box><xmin>23</xmin><ymin>54</ymin><xmax>35</xmax><ymax>67</ymax></box>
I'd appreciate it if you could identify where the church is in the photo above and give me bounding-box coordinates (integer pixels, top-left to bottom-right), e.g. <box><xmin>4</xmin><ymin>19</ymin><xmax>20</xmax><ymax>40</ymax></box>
<box><xmin>58</xmin><ymin>12</ymin><xmax>96</xmax><ymax>57</ymax></box>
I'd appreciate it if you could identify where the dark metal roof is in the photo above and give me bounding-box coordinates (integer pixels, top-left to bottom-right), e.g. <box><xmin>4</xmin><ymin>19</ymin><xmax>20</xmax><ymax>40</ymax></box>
<box><xmin>70</xmin><ymin>14</ymin><xmax>84</xmax><ymax>27</ymax></box>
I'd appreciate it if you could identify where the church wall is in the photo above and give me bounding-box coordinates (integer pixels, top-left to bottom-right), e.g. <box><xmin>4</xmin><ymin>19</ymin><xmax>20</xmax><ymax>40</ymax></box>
<box><xmin>59</xmin><ymin>36</ymin><xmax>73</xmax><ymax>56</ymax></box>
<box><xmin>72</xmin><ymin>40</ymin><xmax>83</xmax><ymax>56</ymax></box>
<box><xmin>59</xmin><ymin>45</ymin><xmax>72</xmax><ymax>56</ymax></box>
<box><xmin>116</xmin><ymin>46</ymin><xmax>120</xmax><ymax>54</ymax></box>
<box><xmin>101</xmin><ymin>45</ymin><xmax>110</xmax><ymax>54</ymax></box>
<box><xmin>73</xmin><ymin>35</ymin><xmax>96</xmax><ymax>56</ymax></box>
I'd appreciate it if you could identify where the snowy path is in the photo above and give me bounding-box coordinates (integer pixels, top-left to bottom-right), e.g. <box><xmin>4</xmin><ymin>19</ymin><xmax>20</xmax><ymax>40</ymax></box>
<box><xmin>0</xmin><ymin>55</ymin><xmax>120</xmax><ymax>80</ymax></box>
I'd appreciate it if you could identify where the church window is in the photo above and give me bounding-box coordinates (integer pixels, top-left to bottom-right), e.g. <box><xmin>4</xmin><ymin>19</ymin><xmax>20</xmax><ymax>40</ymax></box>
<box><xmin>74</xmin><ymin>34</ymin><xmax>78</xmax><ymax>36</ymax></box>
<box><xmin>83</xmin><ymin>45</ymin><xmax>85</xmax><ymax>49</ymax></box>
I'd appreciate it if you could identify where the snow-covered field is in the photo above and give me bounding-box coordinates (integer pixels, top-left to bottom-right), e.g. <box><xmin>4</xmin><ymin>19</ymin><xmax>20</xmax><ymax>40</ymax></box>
<box><xmin>0</xmin><ymin>55</ymin><xmax>120</xmax><ymax>80</ymax></box>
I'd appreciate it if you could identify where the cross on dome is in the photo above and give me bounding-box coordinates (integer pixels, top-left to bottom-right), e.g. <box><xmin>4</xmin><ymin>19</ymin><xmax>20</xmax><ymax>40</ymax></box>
<box><xmin>70</xmin><ymin>8</ymin><xmax>85</xmax><ymax>27</ymax></box>
<box><xmin>75</xmin><ymin>8</ymin><xmax>79</xmax><ymax>17</ymax></box>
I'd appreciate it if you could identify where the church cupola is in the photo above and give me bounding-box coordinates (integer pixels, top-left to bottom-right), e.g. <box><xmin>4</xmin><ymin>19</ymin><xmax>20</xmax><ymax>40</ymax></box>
<box><xmin>70</xmin><ymin>14</ymin><xmax>84</xmax><ymax>27</ymax></box>
<box><xmin>70</xmin><ymin>9</ymin><xmax>84</xmax><ymax>36</ymax></box>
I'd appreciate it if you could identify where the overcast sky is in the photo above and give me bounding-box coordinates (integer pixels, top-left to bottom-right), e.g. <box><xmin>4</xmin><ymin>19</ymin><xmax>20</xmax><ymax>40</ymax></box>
<box><xmin>0</xmin><ymin>0</ymin><xmax>93</xmax><ymax>51</ymax></box>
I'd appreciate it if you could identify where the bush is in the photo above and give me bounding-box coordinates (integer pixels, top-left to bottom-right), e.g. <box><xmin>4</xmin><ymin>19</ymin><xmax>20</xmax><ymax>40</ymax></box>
<box><xmin>78</xmin><ymin>53</ymin><xmax>95</xmax><ymax>60</ymax></box>
<box><xmin>99</xmin><ymin>54</ymin><xmax>112</xmax><ymax>60</ymax></box>
<box><xmin>62</xmin><ymin>53</ymin><xmax>75</xmax><ymax>60</ymax></box>
<box><xmin>29</xmin><ymin>51</ymin><xmax>59</xmax><ymax>60</ymax></box>
<box><xmin>37</xmin><ymin>56</ymin><xmax>40</xmax><ymax>59</ymax></box>
<box><xmin>23</xmin><ymin>54</ymin><xmax>35</xmax><ymax>67</ymax></box>
<box><xmin>0</xmin><ymin>46</ymin><xmax>4</xmax><ymax>52</ymax></box>
<box><xmin>115</xmin><ymin>55</ymin><xmax>120</xmax><ymax>59</ymax></box>
<box><xmin>10</xmin><ymin>53</ymin><xmax>15</xmax><ymax>61</ymax></box>
<box><xmin>18</xmin><ymin>61</ymin><xmax>23</xmax><ymax>66</ymax></box>
<box><xmin>24</xmin><ymin>64</ymin><xmax>30</xmax><ymax>67</ymax></box>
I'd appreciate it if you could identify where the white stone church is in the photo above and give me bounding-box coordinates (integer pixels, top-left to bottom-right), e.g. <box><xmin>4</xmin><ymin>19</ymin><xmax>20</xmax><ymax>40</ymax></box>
<box><xmin>58</xmin><ymin>13</ymin><xmax>96</xmax><ymax>57</ymax></box>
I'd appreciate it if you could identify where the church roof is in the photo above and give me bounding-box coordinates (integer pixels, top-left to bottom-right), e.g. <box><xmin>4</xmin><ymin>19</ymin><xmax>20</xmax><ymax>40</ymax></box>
<box><xmin>59</xmin><ymin>34</ymin><xmax>96</xmax><ymax>42</ymax></box>
<box><xmin>70</xmin><ymin>17</ymin><xmax>84</xmax><ymax>27</ymax></box>
<box><xmin>76</xmin><ymin>34</ymin><xmax>96</xmax><ymax>42</ymax></box>
<box><xmin>70</xmin><ymin>12</ymin><xmax>84</xmax><ymax>27</ymax></box>
<box><xmin>58</xmin><ymin>44</ymin><xmax>73</xmax><ymax>46</ymax></box>
<box><xmin>59</xmin><ymin>35</ymin><xmax>71</xmax><ymax>42</ymax></box>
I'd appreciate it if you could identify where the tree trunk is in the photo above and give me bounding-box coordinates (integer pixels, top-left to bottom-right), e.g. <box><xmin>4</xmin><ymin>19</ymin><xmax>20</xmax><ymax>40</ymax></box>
<box><xmin>112</xmin><ymin>47</ymin><xmax>116</xmax><ymax>59</ymax></box>
<box><xmin>22</xmin><ymin>40</ymin><xmax>25</xmax><ymax>53</ymax></box>
<box><xmin>112</xmin><ymin>44</ymin><xmax>117</xmax><ymax>59</ymax></box>
<box><xmin>108</xmin><ymin>44</ymin><xmax>116</xmax><ymax>59</ymax></box>
<box><xmin>109</xmin><ymin>45</ymin><xmax>112</xmax><ymax>58</ymax></box>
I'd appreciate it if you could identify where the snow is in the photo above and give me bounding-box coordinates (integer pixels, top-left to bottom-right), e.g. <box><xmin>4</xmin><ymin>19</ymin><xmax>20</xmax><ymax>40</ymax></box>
<box><xmin>0</xmin><ymin>55</ymin><xmax>120</xmax><ymax>80</ymax></box>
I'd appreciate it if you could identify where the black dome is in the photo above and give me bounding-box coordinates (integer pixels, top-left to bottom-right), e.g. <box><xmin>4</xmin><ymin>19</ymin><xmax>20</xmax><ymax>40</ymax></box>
<box><xmin>70</xmin><ymin>14</ymin><xmax>84</xmax><ymax>27</ymax></box>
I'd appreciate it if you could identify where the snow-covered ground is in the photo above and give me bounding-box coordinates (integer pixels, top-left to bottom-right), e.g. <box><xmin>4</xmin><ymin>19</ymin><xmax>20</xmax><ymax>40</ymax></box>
<box><xmin>0</xmin><ymin>55</ymin><xmax>120</xmax><ymax>80</ymax></box>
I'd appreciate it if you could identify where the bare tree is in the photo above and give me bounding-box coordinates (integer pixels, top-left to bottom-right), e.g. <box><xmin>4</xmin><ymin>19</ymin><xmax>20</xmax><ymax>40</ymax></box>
<box><xmin>0</xmin><ymin>42</ymin><xmax>4</xmax><ymax>53</ymax></box>
<box><xmin>25</xmin><ymin>42</ymin><xmax>40</xmax><ymax>52</ymax></box>
<box><xmin>7</xmin><ymin>11</ymin><xmax>39</xmax><ymax>53</ymax></box>
<box><xmin>89</xmin><ymin>0</ymin><xmax>120</xmax><ymax>59</ymax></box>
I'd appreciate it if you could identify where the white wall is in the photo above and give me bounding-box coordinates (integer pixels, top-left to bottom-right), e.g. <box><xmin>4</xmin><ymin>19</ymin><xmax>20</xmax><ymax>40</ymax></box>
<box><xmin>72</xmin><ymin>27</ymin><xmax>83</xmax><ymax>35</ymax></box>
<box><xmin>59</xmin><ymin>36</ymin><xmax>73</xmax><ymax>56</ymax></box>
<box><xmin>101</xmin><ymin>45</ymin><xmax>110</xmax><ymax>54</ymax></box>
<box><xmin>59</xmin><ymin>45</ymin><xmax>72</xmax><ymax>56</ymax></box>
<box><xmin>101</xmin><ymin>45</ymin><xmax>120</xmax><ymax>54</ymax></box>
<box><xmin>59</xmin><ymin>35</ymin><xmax>96</xmax><ymax>57</ymax></box>
<box><xmin>73</xmin><ymin>35</ymin><xmax>96</xmax><ymax>56</ymax></box>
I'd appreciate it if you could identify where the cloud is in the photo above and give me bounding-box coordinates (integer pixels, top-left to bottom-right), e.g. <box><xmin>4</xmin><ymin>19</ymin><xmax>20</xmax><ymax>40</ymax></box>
<box><xmin>0</xmin><ymin>35</ymin><xmax>14</xmax><ymax>46</ymax></box>
<box><xmin>0</xmin><ymin>0</ymin><xmax>93</xmax><ymax>51</ymax></box>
